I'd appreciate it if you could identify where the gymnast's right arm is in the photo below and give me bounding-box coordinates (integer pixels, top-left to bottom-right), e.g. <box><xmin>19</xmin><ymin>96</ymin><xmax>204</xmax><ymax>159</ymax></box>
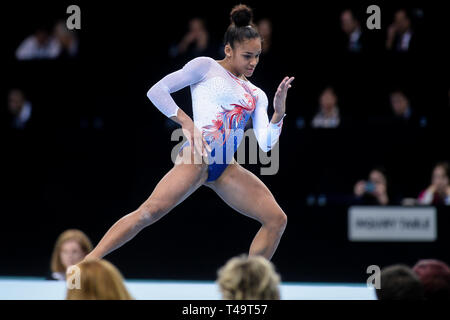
<box><xmin>146</xmin><ymin>56</ymin><xmax>212</xmax><ymax>155</ymax></box>
<box><xmin>147</xmin><ymin>56</ymin><xmax>211</xmax><ymax>125</ymax></box>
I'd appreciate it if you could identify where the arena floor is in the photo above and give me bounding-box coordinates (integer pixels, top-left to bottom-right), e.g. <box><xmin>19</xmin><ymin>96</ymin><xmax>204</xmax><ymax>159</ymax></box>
<box><xmin>0</xmin><ymin>277</ymin><xmax>376</xmax><ymax>300</ymax></box>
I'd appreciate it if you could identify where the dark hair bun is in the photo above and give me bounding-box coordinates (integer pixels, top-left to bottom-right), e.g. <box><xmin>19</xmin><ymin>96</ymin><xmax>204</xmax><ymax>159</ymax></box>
<box><xmin>230</xmin><ymin>4</ymin><xmax>253</xmax><ymax>27</ymax></box>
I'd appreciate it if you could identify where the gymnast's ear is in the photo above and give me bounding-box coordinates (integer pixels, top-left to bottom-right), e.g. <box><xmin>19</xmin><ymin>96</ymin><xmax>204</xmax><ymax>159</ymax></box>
<box><xmin>224</xmin><ymin>43</ymin><xmax>233</xmax><ymax>58</ymax></box>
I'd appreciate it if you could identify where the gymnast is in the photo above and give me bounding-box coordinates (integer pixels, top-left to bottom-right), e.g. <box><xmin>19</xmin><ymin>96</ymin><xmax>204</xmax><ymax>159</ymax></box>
<box><xmin>84</xmin><ymin>4</ymin><xmax>294</xmax><ymax>262</ymax></box>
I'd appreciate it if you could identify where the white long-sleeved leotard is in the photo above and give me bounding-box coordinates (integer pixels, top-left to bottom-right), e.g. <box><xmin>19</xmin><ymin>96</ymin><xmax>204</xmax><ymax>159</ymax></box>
<box><xmin>147</xmin><ymin>56</ymin><xmax>285</xmax><ymax>163</ymax></box>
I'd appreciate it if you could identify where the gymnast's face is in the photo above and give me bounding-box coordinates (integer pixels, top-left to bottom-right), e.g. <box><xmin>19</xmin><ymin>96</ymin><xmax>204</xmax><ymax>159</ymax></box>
<box><xmin>60</xmin><ymin>240</ymin><xmax>86</xmax><ymax>269</ymax></box>
<box><xmin>227</xmin><ymin>38</ymin><xmax>262</xmax><ymax>78</ymax></box>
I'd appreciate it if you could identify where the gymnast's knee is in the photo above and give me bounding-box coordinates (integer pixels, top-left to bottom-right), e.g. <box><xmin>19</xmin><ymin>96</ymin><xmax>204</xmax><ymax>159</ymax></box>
<box><xmin>267</xmin><ymin>211</ymin><xmax>287</xmax><ymax>233</ymax></box>
<box><xmin>136</xmin><ymin>200</ymin><xmax>170</xmax><ymax>227</ymax></box>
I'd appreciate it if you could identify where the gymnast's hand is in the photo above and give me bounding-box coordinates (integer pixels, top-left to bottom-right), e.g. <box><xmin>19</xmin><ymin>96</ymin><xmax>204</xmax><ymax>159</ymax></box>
<box><xmin>273</xmin><ymin>76</ymin><xmax>295</xmax><ymax>121</ymax></box>
<box><xmin>181</xmin><ymin>118</ymin><xmax>211</xmax><ymax>157</ymax></box>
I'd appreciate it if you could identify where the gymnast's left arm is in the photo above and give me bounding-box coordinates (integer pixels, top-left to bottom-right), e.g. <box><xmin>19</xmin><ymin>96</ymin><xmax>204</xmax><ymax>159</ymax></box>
<box><xmin>252</xmin><ymin>76</ymin><xmax>294</xmax><ymax>152</ymax></box>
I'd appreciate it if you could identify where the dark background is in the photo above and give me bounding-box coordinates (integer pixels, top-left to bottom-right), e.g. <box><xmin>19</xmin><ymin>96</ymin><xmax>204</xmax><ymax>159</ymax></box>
<box><xmin>1</xmin><ymin>0</ymin><xmax>449</xmax><ymax>282</ymax></box>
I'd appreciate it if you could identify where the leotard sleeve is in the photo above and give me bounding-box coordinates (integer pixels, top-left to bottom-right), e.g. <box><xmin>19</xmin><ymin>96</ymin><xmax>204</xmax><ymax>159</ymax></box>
<box><xmin>147</xmin><ymin>57</ymin><xmax>212</xmax><ymax>118</ymax></box>
<box><xmin>252</xmin><ymin>89</ymin><xmax>286</xmax><ymax>152</ymax></box>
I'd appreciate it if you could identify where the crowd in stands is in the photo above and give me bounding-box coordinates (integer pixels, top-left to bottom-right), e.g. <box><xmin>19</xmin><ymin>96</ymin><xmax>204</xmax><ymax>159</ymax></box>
<box><xmin>353</xmin><ymin>162</ymin><xmax>450</xmax><ymax>206</ymax></box>
<box><xmin>6</xmin><ymin>6</ymin><xmax>443</xmax><ymax>135</ymax></box>
<box><xmin>6</xmin><ymin>6</ymin><xmax>443</xmax><ymax>134</ymax></box>
<box><xmin>15</xmin><ymin>20</ymin><xmax>79</xmax><ymax>61</ymax></box>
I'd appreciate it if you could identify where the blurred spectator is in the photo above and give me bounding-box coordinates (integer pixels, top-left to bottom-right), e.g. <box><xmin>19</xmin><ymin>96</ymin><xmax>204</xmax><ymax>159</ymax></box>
<box><xmin>257</xmin><ymin>18</ymin><xmax>273</xmax><ymax>55</ymax></box>
<box><xmin>376</xmin><ymin>264</ymin><xmax>425</xmax><ymax>300</ymax></box>
<box><xmin>53</xmin><ymin>20</ymin><xmax>79</xmax><ymax>59</ymax></box>
<box><xmin>354</xmin><ymin>167</ymin><xmax>390</xmax><ymax>205</ymax></box>
<box><xmin>417</xmin><ymin>162</ymin><xmax>450</xmax><ymax>206</ymax></box>
<box><xmin>7</xmin><ymin>89</ymin><xmax>33</xmax><ymax>130</ymax></box>
<box><xmin>15</xmin><ymin>26</ymin><xmax>60</xmax><ymax>60</ymax></box>
<box><xmin>15</xmin><ymin>21</ymin><xmax>78</xmax><ymax>60</ymax></box>
<box><xmin>311</xmin><ymin>87</ymin><xmax>340</xmax><ymax>128</ymax></box>
<box><xmin>340</xmin><ymin>9</ymin><xmax>364</xmax><ymax>53</ymax></box>
<box><xmin>66</xmin><ymin>259</ymin><xmax>133</xmax><ymax>300</ymax></box>
<box><xmin>386</xmin><ymin>9</ymin><xmax>417</xmax><ymax>52</ymax></box>
<box><xmin>412</xmin><ymin>259</ymin><xmax>450</xmax><ymax>300</ymax></box>
<box><xmin>389</xmin><ymin>90</ymin><xmax>423</xmax><ymax>128</ymax></box>
<box><xmin>48</xmin><ymin>229</ymin><xmax>93</xmax><ymax>281</ymax></box>
<box><xmin>169</xmin><ymin>18</ymin><xmax>219</xmax><ymax>61</ymax></box>
<box><xmin>217</xmin><ymin>254</ymin><xmax>281</xmax><ymax>300</ymax></box>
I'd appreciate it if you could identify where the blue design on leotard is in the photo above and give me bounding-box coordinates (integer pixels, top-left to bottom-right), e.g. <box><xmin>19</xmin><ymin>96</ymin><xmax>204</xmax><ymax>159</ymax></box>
<box><xmin>178</xmin><ymin>111</ymin><xmax>252</xmax><ymax>182</ymax></box>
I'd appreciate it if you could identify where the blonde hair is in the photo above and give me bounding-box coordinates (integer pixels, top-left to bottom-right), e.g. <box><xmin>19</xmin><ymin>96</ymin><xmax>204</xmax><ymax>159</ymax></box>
<box><xmin>66</xmin><ymin>259</ymin><xmax>133</xmax><ymax>300</ymax></box>
<box><xmin>217</xmin><ymin>255</ymin><xmax>281</xmax><ymax>300</ymax></box>
<box><xmin>51</xmin><ymin>229</ymin><xmax>93</xmax><ymax>273</ymax></box>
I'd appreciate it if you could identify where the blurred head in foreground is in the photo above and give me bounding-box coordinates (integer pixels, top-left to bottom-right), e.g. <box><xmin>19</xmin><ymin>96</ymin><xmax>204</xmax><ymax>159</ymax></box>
<box><xmin>66</xmin><ymin>259</ymin><xmax>133</xmax><ymax>300</ymax></box>
<box><xmin>217</xmin><ymin>254</ymin><xmax>281</xmax><ymax>300</ymax></box>
<box><xmin>376</xmin><ymin>264</ymin><xmax>425</xmax><ymax>300</ymax></box>
<box><xmin>413</xmin><ymin>259</ymin><xmax>450</xmax><ymax>300</ymax></box>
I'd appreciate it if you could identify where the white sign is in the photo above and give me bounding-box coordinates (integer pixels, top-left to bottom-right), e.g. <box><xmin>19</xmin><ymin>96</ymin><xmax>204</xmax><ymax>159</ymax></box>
<box><xmin>348</xmin><ymin>206</ymin><xmax>437</xmax><ymax>242</ymax></box>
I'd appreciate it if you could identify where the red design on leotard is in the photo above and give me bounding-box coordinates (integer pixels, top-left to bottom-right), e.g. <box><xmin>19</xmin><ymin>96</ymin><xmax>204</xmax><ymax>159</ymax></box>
<box><xmin>202</xmin><ymin>71</ymin><xmax>259</xmax><ymax>145</ymax></box>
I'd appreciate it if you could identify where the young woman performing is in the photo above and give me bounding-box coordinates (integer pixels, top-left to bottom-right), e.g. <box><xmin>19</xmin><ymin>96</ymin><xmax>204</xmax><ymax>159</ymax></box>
<box><xmin>84</xmin><ymin>4</ymin><xmax>294</xmax><ymax>262</ymax></box>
